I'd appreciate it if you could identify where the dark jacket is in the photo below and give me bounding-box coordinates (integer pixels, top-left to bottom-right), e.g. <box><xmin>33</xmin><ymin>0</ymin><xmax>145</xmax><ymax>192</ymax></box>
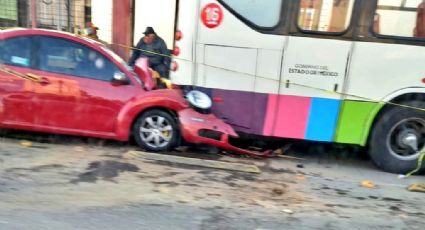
<box><xmin>128</xmin><ymin>36</ymin><xmax>171</xmax><ymax>68</ymax></box>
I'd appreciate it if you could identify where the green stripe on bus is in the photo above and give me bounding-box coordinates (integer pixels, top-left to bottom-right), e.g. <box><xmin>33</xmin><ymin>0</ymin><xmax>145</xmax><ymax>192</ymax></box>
<box><xmin>335</xmin><ymin>100</ymin><xmax>384</xmax><ymax>146</ymax></box>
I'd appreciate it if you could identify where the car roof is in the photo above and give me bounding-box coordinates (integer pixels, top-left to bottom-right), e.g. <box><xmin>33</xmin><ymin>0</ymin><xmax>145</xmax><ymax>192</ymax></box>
<box><xmin>0</xmin><ymin>28</ymin><xmax>104</xmax><ymax>47</ymax></box>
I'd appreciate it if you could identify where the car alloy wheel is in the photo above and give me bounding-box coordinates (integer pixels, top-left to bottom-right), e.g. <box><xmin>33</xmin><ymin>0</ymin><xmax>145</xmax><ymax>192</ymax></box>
<box><xmin>140</xmin><ymin>115</ymin><xmax>173</xmax><ymax>149</ymax></box>
<box><xmin>133</xmin><ymin>109</ymin><xmax>179</xmax><ymax>152</ymax></box>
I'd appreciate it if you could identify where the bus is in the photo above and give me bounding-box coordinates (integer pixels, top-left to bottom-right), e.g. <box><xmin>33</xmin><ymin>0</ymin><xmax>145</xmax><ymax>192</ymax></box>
<box><xmin>159</xmin><ymin>0</ymin><xmax>425</xmax><ymax>174</ymax></box>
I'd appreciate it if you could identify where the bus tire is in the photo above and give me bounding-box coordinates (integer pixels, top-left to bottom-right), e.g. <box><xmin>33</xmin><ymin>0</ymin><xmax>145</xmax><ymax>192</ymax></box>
<box><xmin>370</xmin><ymin>101</ymin><xmax>425</xmax><ymax>174</ymax></box>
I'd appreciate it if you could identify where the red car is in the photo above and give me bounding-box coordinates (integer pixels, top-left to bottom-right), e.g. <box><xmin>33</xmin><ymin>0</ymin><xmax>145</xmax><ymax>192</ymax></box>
<box><xmin>0</xmin><ymin>29</ymin><xmax>268</xmax><ymax>156</ymax></box>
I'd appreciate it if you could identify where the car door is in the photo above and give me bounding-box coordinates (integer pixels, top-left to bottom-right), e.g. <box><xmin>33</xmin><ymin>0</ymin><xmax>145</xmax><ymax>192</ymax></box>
<box><xmin>0</xmin><ymin>36</ymin><xmax>36</xmax><ymax>126</ymax></box>
<box><xmin>34</xmin><ymin>36</ymin><xmax>137</xmax><ymax>134</ymax></box>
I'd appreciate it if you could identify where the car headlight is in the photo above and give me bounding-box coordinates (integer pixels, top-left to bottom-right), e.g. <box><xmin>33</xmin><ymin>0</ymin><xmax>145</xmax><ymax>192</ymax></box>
<box><xmin>186</xmin><ymin>90</ymin><xmax>212</xmax><ymax>110</ymax></box>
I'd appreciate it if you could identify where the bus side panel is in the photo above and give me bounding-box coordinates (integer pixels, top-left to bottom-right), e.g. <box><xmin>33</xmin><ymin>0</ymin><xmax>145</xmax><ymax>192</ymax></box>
<box><xmin>195</xmin><ymin>0</ymin><xmax>285</xmax><ymax>131</ymax></box>
<box><xmin>209</xmin><ymin>88</ymin><xmax>268</xmax><ymax>135</ymax></box>
<box><xmin>334</xmin><ymin>100</ymin><xmax>384</xmax><ymax>146</ymax></box>
<box><xmin>268</xmin><ymin>95</ymin><xmax>311</xmax><ymax>139</ymax></box>
<box><xmin>197</xmin><ymin>1</ymin><xmax>285</xmax><ymax>49</ymax></box>
<box><xmin>263</xmin><ymin>95</ymin><xmax>341</xmax><ymax>142</ymax></box>
<box><xmin>194</xmin><ymin>5</ymin><xmax>352</xmax><ymax>139</ymax></box>
<box><xmin>280</xmin><ymin>36</ymin><xmax>351</xmax><ymax>100</ymax></box>
<box><xmin>306</xmin><ymin>98</ymin><xmax>341</xmax><ymax>142</ymax></box>
<box><xmin>338</xmin><ymin>42</ymin><xmax>425</xmax><ymax>145</ymax></box>
<box><xmin>346</xmin><ymin>42</ymin><xmax>425</xmax><ymax>103</ymax></box>
<box><xmin>195</xmin><ymin>84</ymin><xmax>343</xmax><ymax>142</ymax></box>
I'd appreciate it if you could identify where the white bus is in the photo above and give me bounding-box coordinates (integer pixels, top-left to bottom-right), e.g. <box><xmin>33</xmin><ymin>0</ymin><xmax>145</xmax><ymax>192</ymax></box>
<box><xmin>164</xmin><ymin>0</ymin><xmax>425</xmax><ymax>174</ymax></box>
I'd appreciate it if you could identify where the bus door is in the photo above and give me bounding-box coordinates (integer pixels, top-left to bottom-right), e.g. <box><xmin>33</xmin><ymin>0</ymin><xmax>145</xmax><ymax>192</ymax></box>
<box><xmin>273</xmin><ymin>0</ymin><xmax>356</xmax><ymax>142</ymax></box>
<box><xmin>193</xmin><ymin>0</ymin><xmax>287</xmax><ymax>135</ymax></box>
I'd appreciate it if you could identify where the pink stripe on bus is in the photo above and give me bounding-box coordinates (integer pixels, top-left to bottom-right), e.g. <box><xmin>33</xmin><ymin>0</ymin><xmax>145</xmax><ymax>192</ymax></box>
<box><xmin>273</xmin><ymin>95</ymin><xmax>311</xmax><ymax>139</ymax></box>
<box><xmin>263</xmin><ymin>94</ymin><xmax>279</xmax><ymax>136</ymax></box>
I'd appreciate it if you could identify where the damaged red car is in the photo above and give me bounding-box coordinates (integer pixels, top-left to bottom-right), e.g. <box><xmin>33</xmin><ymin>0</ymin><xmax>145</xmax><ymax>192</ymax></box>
<box><xmin>0</xmin><ymin>29</ymin><xmax>265</xmax><ymax>156</ymax></box>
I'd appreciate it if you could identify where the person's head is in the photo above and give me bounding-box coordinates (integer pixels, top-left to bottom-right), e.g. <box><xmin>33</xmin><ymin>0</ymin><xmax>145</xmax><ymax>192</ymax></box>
<box><xmin>85</xmin><ymin>22</ymin><xmax>99</xmax><ymax>38</ymax></box>
<box><xmin>143</xmin><ymin>27</ymin><xmax>156</xmax><ymax>44</ymax></box>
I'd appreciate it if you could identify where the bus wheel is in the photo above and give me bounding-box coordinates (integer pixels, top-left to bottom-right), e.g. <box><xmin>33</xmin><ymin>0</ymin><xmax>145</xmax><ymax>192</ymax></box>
<box><xmin>370</xmin><ymin>101</ymin><xmax>425</xmax><ymax>174</ymax></box>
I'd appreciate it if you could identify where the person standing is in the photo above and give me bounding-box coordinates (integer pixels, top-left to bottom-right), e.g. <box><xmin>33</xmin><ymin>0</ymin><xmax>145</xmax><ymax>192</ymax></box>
<box><xmin>85</xmin><ymin>22</ymin><xmax>99</xmax><ymax>40</ymax></box>
<box><xmin>129</xmin><ymin>27</ymin><xmax>171</xmax><ymax>78</ymax></box>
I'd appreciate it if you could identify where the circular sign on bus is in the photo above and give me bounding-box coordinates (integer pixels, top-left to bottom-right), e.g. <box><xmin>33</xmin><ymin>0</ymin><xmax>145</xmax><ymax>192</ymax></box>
<box><xmin>201</xmin><ymin>3</ymin><xmax>223</xmax><ymax>29</ymax></box>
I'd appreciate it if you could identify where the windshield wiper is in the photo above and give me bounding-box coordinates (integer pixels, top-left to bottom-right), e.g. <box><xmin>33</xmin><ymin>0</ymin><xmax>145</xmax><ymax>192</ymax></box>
<box><xmin>0</xmin><ymin>65</ymin><xmax>42</xmax><ymax>82</ymax></box>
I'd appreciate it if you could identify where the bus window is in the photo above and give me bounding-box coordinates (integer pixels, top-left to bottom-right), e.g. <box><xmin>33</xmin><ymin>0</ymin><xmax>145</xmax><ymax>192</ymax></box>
<box><xmin>374</xmin><ymin>0</ymin><xmax>425</xmax><ymax>38</ymax></box>
<box><xmin>416</xmin><ymin>2</ymin><xmax>425</xmax><ymax>37</ymax></box>
<box><xmin>374</xmin><ymin>13</ymin><xmax>381</xmax><ymax>34</ymax></box>
<box><xmin>220</xmin><ymin>0</ymin><xmax>282</xmax><ymax>28</ymax></box>
<box><xmin>298</xmin><ymin>0</ymin><xmax>355</xmax><ymax>32</ymax></box>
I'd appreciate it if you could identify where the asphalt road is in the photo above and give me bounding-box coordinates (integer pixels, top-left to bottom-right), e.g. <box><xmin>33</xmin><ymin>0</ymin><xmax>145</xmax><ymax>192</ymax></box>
<box><xmin>0</xmin><ymin>132</ymin><xmax>424</xmax><ymax>230</ymax></box>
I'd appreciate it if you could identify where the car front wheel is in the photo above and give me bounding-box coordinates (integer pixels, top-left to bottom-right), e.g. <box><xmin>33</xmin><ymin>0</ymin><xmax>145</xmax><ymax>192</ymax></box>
<box><xmin>133</xmin><ymin>109</ymin><xmax>180</xmax><ymax>152</ymax></box>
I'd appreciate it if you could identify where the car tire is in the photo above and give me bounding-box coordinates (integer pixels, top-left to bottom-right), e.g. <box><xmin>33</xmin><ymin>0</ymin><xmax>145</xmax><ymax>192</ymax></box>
<box><xmin>369</xmin><ymin>101</ymin><xmax>425</xmax><ymax>174</ymax></box>
<box><xmin>133</xmin><ymin>109</ymin><xmax>180</xmax><ymax>152</ymax></box>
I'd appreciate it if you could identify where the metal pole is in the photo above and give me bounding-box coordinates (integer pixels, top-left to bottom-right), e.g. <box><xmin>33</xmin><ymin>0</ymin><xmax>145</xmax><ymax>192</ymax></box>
<box><xmin>58</xmin><ymin>0</ymin><xmax>62</xmax><ymax>30</ymax></box>
<box><xmin>67</xmin><ymin>0</ymin><xmax>71</xmax><ymax>32</ymax></box>
<box><xmin>31</xmin><ymin>0</ymin><xmax>37</xmax><ymax>28</ymax></box>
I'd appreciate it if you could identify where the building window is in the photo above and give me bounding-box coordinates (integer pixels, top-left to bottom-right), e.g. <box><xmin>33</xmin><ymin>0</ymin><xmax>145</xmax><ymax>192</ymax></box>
<box><xmin>220</xmin><ymin>0</ymin><xmax>283</xmax><ymax>28</ymax></box>
<box><xmin>298</xmin><ymin>0</ymin><xmax>355</xmax><ymax>33</ymax></box>
<box><xmin>0</xmin><ymin>0</ymin><xmax>18</xmax><ymax>27</ymax></box>
<box><xmin>374</xmin><ymin>0</ymin><xmax>425</xmax><ymax>38</ymax></box>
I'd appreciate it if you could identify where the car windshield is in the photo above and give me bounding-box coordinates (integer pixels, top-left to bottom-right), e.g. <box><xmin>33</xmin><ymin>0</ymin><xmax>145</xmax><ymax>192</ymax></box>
<box><xmin>101</xmin><ymin>46</ymin><xmax>129</xmax><ymax>69</ymax></box>
<box><xmin>100</xmin><ymin>46</ymin><xmax>143</xmax><ymax>86</ymax></box>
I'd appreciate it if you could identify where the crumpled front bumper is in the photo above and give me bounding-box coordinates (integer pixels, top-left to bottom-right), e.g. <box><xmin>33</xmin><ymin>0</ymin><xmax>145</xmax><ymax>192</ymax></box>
<box><xmin>178</xmin><ymin>109</ymin><xmax>272</xmax><ymax>158</ymax></box>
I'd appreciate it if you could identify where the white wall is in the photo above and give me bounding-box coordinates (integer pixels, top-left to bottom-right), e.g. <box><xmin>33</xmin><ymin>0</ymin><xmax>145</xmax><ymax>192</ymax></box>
<box><xmin>133</xmin><ymin>0</ymin><xmax>176</xmax><ymax>48</ymax></box>
<box><xmin>91</xmin><ymin>0</ymin><xmax>112</xmax><ymax>43</ymax></box>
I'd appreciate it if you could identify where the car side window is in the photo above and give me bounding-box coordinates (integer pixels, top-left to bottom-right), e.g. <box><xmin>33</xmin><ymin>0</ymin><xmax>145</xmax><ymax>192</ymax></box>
<box><xmin>38</xmin><ymin>36</ymin><xmax>120</xmax><ymax>81</ymax></box>
<box><xmin>0</xmin><ymin>36</ymin><xmax>33</xmax><ymax>68</ymax></box>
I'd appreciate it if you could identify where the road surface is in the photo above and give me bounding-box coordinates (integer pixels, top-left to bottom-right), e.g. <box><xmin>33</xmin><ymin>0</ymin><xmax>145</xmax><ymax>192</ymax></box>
<box><xmin>0</xmin><ymin>132</ymin><xmax>424</xmax><ymax>229</ymax></box>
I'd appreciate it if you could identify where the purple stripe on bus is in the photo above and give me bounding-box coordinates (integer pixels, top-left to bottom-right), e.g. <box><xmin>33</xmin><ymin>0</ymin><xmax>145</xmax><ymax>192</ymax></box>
<box><xmin>193</xmin><ymin>87</ymin><xmax>268</xmax><ymax>135</ymax></box>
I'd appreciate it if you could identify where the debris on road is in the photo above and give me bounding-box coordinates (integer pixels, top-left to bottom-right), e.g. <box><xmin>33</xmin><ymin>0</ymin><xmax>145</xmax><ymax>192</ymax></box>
<box><xmin>407</xmin><ymin>183</ymin><xmax>425</xmax><ymax>193</ymax></box>
<box><xmin>282</xmin><ymin>209</ymin><xmax>294</xmax><ymax>214</ymax></box>
<box><xmin>272</xmin><ymin>188</ymin><xmax>285</xmax><ymax>196</ymax></box>
<box><xmin>20</xmin><ymin>140</ymin><xmax>32</xmax><ymax>147</ymax></box>
<box><xmin>253</xmin><ymin>199</ymin><xmax>277</xmax><ymax>209</ymax></box>
<box><xmin>273</xmin><ymin>144</ymin><xmax>305</xmax><ymax>161</ymax></box>
<box><xmin>360</xmin><ymin>180</ymin><xmax>376</xmax><ymax>189</ymax></box>
<box><xmin>295</xmin><ymin>174</ymin><xmax>306</xmax><ymax>181</ymax></box>
<box><xmin>73</xmin><ymin>146</ymin><xmax>86</xmax><ymax>152</ymax></box>
<box><xmin>124</xmin><ymin>151</ymin><xmax>261</xmax><ymax>174</ymax></box>
<box><xmin>276</xmin><ymin>155</ymin><xmax>306</xmax><ymax>161</ymax></box>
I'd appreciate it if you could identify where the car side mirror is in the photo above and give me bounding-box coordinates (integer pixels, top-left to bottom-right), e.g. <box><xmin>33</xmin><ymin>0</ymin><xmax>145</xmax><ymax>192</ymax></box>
<box><xmin>111</xmin><ymin>72</ymin><xmax>130</xmax><ymax>86</ymax></box>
